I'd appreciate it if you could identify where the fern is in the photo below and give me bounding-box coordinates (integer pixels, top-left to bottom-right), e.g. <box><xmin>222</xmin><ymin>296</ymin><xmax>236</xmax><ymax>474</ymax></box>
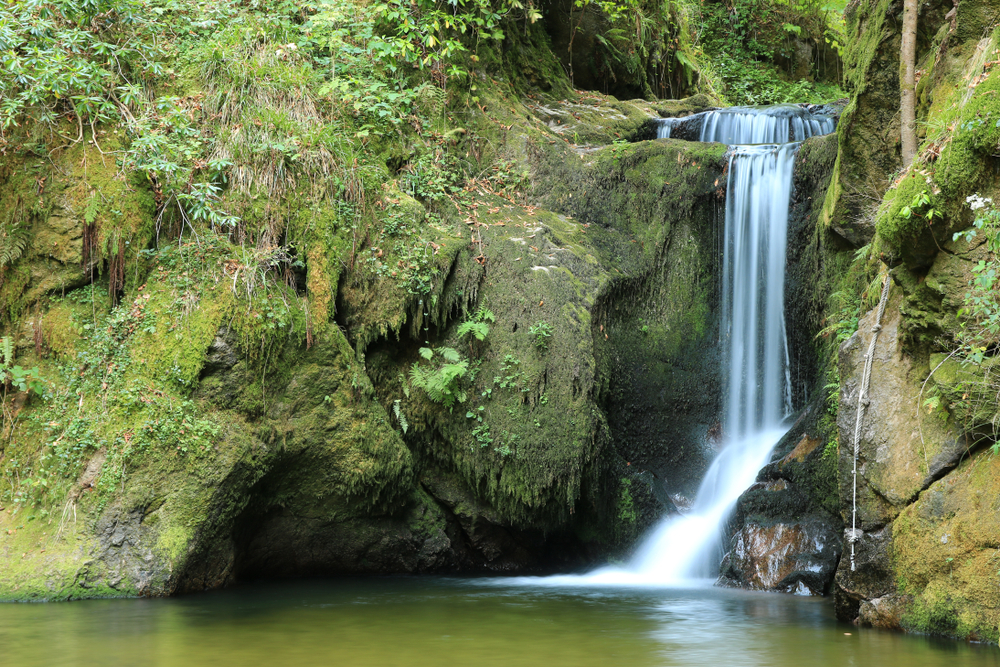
<box><xmin>473</xmin><ymin>306</ymin><xmax>495</xmax><ymax>323</ymax></box>
<box><xmin>457</xmin><ymin>321</ymin><xmax>489</xmax><ymax>342</ymax></box>
<box><xmin>84</xmin><ymin>192</ymin><xmax>100</xmax><ymax>226</ymax></box>
<box><xmin>393</xmin><ymin>399</ymin><xmax>409</xmax><ymax>434</ymax></box>
<box><xmin>409</xmin><ymin>347</ymin><xmax>468</xmax><ymax>409</ymax></box>
<box><xmin>457</xmin><ymin>306</ymin><xmax>494</xmax><ymax>350</ymax></box>
<box><xmin>0</xmin><ymin>229</ymin><xmax>27</xmax><ymax>268</ymax></box>
<box><xmin>1</xmin><ymin>336</ymin><xmax>12</xmax><ymax>367</ymax></box>
<box><xmin>397</xmin><ymin>372</ymin><xmax>410</xmax><ymax>398</ymax></box>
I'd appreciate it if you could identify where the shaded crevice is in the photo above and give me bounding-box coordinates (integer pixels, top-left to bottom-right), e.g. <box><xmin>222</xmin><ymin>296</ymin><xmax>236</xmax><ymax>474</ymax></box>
<box><xmin>591</xmin><ymin>197</ymin><xmax>723</xmax><ymax>500</ymax></box>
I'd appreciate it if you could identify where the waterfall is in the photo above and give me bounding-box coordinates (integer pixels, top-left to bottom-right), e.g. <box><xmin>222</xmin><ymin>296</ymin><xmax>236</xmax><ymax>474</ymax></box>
<box><xmin>524</xmin><ymin>105</ymin><xmax>835</xmax><ymax>588</ymax></box>
<box><xmin>616</xmin><ymin>141</ymin><xmax>801</xmax><ymax>583</ymax></box>
<box><xmin>721</xmin><ymin>143</ymin><xmax>798</xmax><ymax>440</ymax></box>
<box><xmin>656</xmin><ymin>117</ymin><xmax>685</xmax><ymax>139</ymax></box>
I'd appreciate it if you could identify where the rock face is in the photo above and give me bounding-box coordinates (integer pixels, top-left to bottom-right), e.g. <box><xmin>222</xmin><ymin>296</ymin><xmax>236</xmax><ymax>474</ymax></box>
<box><xmin>818</xmin><ymin>0</ymin><xmax>1000</xmax><ymax>641</ymax></box>
<box><xmin>838</xmin><ymin>294</ymin><xmax>968</xmax><ymax>523</ymax></box>
<box><xmin>539</xmin><ymin>0</ymin><xmax>697</xmax><ymax>100</ymax></box>
<box><xmin>808</xmin><ymin>0</ymin><xmax>1000</xmax><ymax>643</ymax></box>
<box><xmin>834</xmin><ymin>278</ymin><xmax>1000</xmax><ymax>641</ymax></box>
<box><xmin>890</xmin><ymin>452</ymin><xmax>1000</xmax><ymax>641</ymax></box>
<box><xmin>835</xmin><ymin>289</ymin><xmax>967</xmax><ymax>610</ymax></box>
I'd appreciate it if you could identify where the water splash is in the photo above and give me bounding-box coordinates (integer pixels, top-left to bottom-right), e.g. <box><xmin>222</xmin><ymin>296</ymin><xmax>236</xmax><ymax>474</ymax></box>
<box><xmin>533</xmin><ymin>427</ymin><xmax>788</xmax><ymax>588</ymax></box>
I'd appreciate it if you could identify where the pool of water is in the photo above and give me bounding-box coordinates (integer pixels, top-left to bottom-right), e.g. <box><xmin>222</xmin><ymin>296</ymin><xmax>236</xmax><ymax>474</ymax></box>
<box><xmin>1</xmin><ymin>577</ymin><xmax>998</xmax><ymax>667</ymax></box>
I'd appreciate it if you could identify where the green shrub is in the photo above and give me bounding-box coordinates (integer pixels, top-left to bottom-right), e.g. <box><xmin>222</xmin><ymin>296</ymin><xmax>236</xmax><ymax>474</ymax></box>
<box><xmin>0</xmin><ymin>0</ymin><xmax>163</xmax><ymax>133</ymax></box>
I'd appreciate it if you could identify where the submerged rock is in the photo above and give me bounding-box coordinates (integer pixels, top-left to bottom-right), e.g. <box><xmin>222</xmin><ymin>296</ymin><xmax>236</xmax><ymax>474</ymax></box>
<box><xmin>859</xmin><ymin>593</ymin><xmax>911</xmax><ymax>630</ymax></box>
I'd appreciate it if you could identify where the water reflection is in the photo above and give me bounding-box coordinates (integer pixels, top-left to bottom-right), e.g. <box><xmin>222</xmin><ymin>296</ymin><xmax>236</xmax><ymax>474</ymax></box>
<box><xmin>1</xmin><ymin>578</ymin><xmax>998</xmax><ymax>667</ymax></box>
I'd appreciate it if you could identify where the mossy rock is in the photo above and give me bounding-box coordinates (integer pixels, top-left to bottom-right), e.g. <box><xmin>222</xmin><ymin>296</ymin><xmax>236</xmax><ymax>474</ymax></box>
<box><xmin>893</xmin><ymin>449</ymin><xmax>1000</xmax><ymax>643</ymax></box>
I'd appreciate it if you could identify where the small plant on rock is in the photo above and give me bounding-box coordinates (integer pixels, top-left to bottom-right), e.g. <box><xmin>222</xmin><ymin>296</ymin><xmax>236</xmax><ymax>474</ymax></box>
<box><xmin>529</xmin><ymin>320</ymin><xmax>553</xmax><ymax>351</ymax></box>
<box><xmin>939</xmin><ymin>194</ymin><xmax>1000</xmax><ymax>454</ymax></box>
<box><xmin>456</xmin><ymin>306</ymin><xmax>495</xmax><ymax>353</ymax></box>
<box><xmin>1</xmin><ymin>336</ymin><xmax>44</xmax><ymax>438</ymax></box>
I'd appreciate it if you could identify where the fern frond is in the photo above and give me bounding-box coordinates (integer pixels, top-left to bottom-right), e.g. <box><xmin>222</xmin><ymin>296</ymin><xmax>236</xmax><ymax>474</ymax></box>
<box><xmin>393</xmin><ymin>399</ymin><xmax>409</xmax><ymax>434</ymax></box>
<box><xmin>1</xmin><ymin>336</ymin><xmax>12</xmax><ymax>368</ymax></box>
<box><xmin>0</xmin><ymin>230</ymin><xmax>27</xmax><ymax>268</ymax></box>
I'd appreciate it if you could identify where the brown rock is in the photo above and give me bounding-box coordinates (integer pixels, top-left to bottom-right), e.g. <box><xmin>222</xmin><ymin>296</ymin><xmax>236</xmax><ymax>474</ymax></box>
<box><xmin>859</xmin><ymin>594</ymin><xmax>911</xmax><ymax>629</ymax></box>
<box><xmin>837</xmin><ymin>290</ymin><xmax>969</xmax><ymax>529</ymax></box>
<box><xmin>723</xmin><ymin>520</ymin><xmax>838</xmax><ymax>594</ymax></box>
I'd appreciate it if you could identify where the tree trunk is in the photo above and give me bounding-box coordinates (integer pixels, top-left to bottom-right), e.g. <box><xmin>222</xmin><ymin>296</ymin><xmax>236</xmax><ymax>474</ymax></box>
<box><xmin>900</xmin><ymin>0</ymin><xmax>918</xmax><ymax>167</ymax></box>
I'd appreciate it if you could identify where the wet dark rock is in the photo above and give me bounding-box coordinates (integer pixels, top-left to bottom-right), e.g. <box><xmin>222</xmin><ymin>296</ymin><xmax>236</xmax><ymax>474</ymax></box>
<box><xmin>833</xmin><ymin>524</ymin><xmax>896</xmax><ymax>621</ymax></box>
<box><xmin>720</xmin><ymin>413</ymin><xmax>844</xmax><ymax>595</ymax></box>
<box><xmin>202</xmin><ymin>328</ymin><xmax>240</xmax><ymax>374</ymax></box>
<box><xmin>720</xmin><ymin>518</ymin><xmax>840</xmax><ymax>595</ymax></box>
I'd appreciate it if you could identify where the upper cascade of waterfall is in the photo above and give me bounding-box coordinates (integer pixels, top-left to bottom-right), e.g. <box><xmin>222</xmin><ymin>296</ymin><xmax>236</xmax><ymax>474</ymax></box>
<box><xmin>700</xmin><ymin>105</ymin><xmax>834</xmax><ymax>144</ymax></box>
<box><xmin>655</xmin><ymin>116</ymin><xmax>686</xmax><ymax>139</ymax></box>
<box><xmin>656</xmin><ymin>105</ymin><xmax>835</xmax><ymax>145</ymax></box>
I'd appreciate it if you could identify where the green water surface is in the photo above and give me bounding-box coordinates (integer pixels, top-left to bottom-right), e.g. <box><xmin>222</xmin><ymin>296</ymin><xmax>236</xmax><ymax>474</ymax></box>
<box><xmin>1</xmin><ymin>578</ymin><xmax>997</xmax><ymax>666</ymax></box>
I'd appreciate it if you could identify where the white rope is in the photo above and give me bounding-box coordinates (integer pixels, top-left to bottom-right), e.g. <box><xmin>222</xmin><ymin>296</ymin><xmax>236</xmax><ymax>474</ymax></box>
<box><xmin>849</xmin><ymin>273</ymin><xmax>892</xmax><ymax>572</ymax></box>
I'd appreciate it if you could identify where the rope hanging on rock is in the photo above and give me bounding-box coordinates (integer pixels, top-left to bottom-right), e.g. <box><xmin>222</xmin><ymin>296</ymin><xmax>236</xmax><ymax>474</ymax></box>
<box><xmin>849</xmin><ymin>273</ymin><xmax>892</xmax><ymax>572</ymax></box>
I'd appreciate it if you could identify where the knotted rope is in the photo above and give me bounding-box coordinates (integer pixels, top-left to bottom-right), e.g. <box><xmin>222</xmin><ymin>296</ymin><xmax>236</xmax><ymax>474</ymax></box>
<box><xmin>849</xmin><ymin>273</ymin><xmax>892</xmax><ymax>572</ymax></box>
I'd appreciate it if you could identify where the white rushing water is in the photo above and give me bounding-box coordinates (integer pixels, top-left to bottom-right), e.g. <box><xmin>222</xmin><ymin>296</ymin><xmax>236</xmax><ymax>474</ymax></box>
<box><xmin>699</xmin><ymin>106</ymin><xmax>834</xmax><ymax>144</ymax></box>
<box><xmin>656</xmin><ymin>116</ymin><xmax>686</xmax><ymax>139</ymax></box>
<box><xmin>656</xmin><ymin>105</ymin><xmax>835</xmax><ymax>144</ymax></box>
<box><xmin>506</xmin><ymin>106</ymin><xmax>836</xmax><ymax>589</ymax></box>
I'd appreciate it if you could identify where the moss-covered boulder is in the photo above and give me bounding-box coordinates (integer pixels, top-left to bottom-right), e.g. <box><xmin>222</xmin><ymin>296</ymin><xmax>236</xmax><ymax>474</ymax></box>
<box><xmin>525</xmin><ymin>94</ymin><xmax>716</xmax><ymax>147</ymax></box>
<box><xmin>0</xmin><ymin>78</ymin><xmax>734</xmax><ymax>597</ymax></box>
<box><xmin>892</xmin><ymin>450</ymin><xmax>1000</xmax><ymax>642</ymax></box>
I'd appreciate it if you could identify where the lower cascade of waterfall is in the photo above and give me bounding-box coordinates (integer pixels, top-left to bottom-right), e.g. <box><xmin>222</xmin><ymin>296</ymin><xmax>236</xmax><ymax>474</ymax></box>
<box><xmin>513</xmin><ymin>106</ymin><xmax>835</xmax><ymax>588</ymax></box>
